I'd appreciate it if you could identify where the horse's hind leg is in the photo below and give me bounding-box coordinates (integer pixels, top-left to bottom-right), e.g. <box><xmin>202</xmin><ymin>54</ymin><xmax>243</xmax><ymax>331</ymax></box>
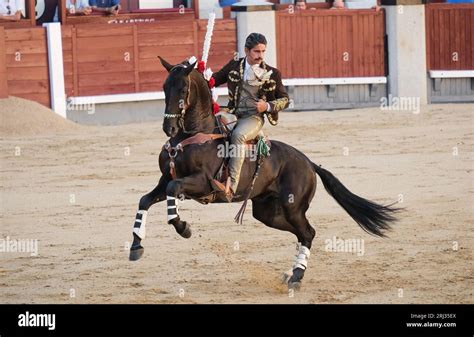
<box><xmin>278</xmin><ymin>172</ymin><xmax>317</xmax><ymax>290</ymax></box>
<box><xmin>129</xmin><ymin>176</ymin><xmax>168</xmax><ymax>261</ymax></box>
<box><xmin>252</xmin><ymin>196</ymin><xmax>300</xmax><ymax>284</ymax></box>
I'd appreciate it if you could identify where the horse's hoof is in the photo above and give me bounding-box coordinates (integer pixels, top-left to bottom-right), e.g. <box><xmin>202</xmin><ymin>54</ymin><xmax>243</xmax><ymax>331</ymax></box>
<box><xmin>281</xmin><ymin>271</ymin><xmax>293</xmax><ymax>284</ymax></box>
<box><xmin>288</xmin><ymin>281</ymin><xmax>302</xmax><ymax>291</ymax></box>
<box><xmin>129</xmin><ymin>246</ymin><xmax>144</xmax><ymax>261</ymax></box>
<box><xmin>178</xmin><ymin>223</ymin><xmax>192</xmax><ymax>239</ymax></box>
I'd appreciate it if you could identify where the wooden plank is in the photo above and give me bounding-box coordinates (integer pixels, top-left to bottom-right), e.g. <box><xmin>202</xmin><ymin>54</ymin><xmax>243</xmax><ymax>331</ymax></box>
<box><xmin>76</xmin><ymin>25</ymin><xmax>134</xmax><ymax>38</ymax></box>
<box><xmin>77</xmin><ymin>60</ymin><xmax>135</xmax><ymax>74</ymax></box>
<box><xmin>13</xmin><ymin>93</ymin><xmax>50</xmax><ymax>107</ymax></box>
<box><xmin>139</xmin><ymin>32</ymin><xmax>194</xmax><ymax>47</ymax></box>
<box><xmin>8</xmin><ymin>80</ymin><xmax>49</xmax><ymax>94</ymax></box>
<box><xmin>198</xmin><ymin>30</ymin><xmax>237</xmax><ymax>44</ymax></box>
<box><xmin>301</xmin><ymin>15</ymin><xmax>309</xmax><ymax>78</ymax></box>
<box><xmin>7</xmin><ymin>66</ymin><xmax>49</xmax><ymax>81</ymax></box>
<box><xmin>76</xmin><ymin>47</ymin><xmax>134</xmax><ymax>63</ymax></box>
<box><xmin>369</xmin><ymin>13</ymin><xmax>375</xmax><ymax>77</ymax></box>
<box><xmin>435</xmin><ymin>7</ymin><xmax>441</xmax><ymax>70</ymax></box>
<box><xmin>27</xmin><ymin>0</ymin><xmax>36</xmax><ymax>26</ymax></box>
<box><xmin>0</xmin><ymin>27</ymin><xmax>7</xmax><ymax>98</ymax></box>
<box><xmin>63</xmin><ymin>50</ymin><xmax>73</xmax><ymax>63</ymax></box>
<box><xmin>467</xmin><ymin>9</ymin><xmax>473</xmax><ymax>69</ymax></box>
<box><xmin>206</xmin><ymin>55</ymin><xmax>234</xmax><ymax>70</ymax></box>
<box><xmin>79</xmin><ymin>84</ymin><xmax>137</xmax><ymax>96</ymax></box>
<box><xmin>139</xmin><ymin>70</ymin><xmax>168</xmax><ymax>84</ymax></box>
<box><xmin>133</xmin><ymin>25</ymin><xmax>139</xmax><ymax>92</ymax></box>
<box><xmin>306</xmin><ymin>15</ymin><xmax>313</xmax><ymax>77</ymax></box>
<box><xmin>72</xmin><ymin>27</ymin><xmax>78</xmax><ymax>96</ymax></box>
<box><xmin>64</xmin><ymin>75</ymin><xmax>74</xmax><ymax>97</ymax></box>
<box><xmin>5</xmin><ymin>39</ymin><xmax>48</xmax><ymax>54</ymax></box>
<box><xmin>62</xmin><ymin>38</ymin><xmax>72</xmax><ymax>51</ymax></box>
<box><xmin>139</xmin><ymin>82</ymin><xmax>166</xmax><ymax>93</ymax></box>
<box><xmin>63</xmin><ymin>62</ymin><xmax>73</xmax><ymax>76</ymax></box>
<box><xmin>6</xmin><ymin>53</ymin><xmax>48</xmax><ymax>67</ymax></box>
<box><xmin>76</xmin><ymin>36</ymin><xmax>134</xmax><ymax>51</ymax></box>
<box><xmin>426</xmin><ymin>6</ymin><xmax>433</xmax><ymax>70</ymax></box>
<box><xmin>378</xmin><ymin>12</ymin><xmax>384</xmax><ymax>76</ymax></box>
<box><xmin>4</xmin><ymin>28</ymin><xmax>45</xmax><ymax>41</ymax></box>
<box><xmin>317</xmin><ymin>15</ymin><xmax>324</xmax><ymax>77</ymax></box>
<box><xmin>78</xmin><ymin>72</ymin><xmax>135</xmax><ymax>87</ymax></box>
<box><xmin>62</xmin><ymin>26</ymin><xmax>72</xmax><ymax>38</ymax></box>
<box><xmin>456</xmin><ymin>9</ymin><xmax>462</xmax><ymax>70</ymax></box>
<box><xmin>193</xmin><ymin>20</ymin><xmax>199</xmax><ymax>61</ymax></box>
<box><xmin>139</xmin><ymin>44</ymin><xmax>195</xmax><ymax>60</ymax></box>
<box><xmin>197</xmin><ymin>19</ymin><xmax>236</xmax><ymax>31</ymax></box>
<box><xmin>336</xmin><ymin>14</ymin><xmax>342</xmax><ymax>77</ymax></box>
<box><xmin>353</xmin><ymin>13</ymin><xmax>360</xmax><ymax>77</ymax></box>
<box><xmin>137</xmin><ymin>21</ymin><xmax>195</xmax><ymax>35</ymax></box>
<box><xmin>449</xmin><ymin>9</ymin><xmax>455</xmax><ymax>69</ymax></box>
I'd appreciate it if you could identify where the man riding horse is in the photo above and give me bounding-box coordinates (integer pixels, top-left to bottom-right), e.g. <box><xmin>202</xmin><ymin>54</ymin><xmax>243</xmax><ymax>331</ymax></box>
<box><xmin>210</xmin><ymin>33</ymin><xmax>290</xmax><ymax>202</ymax></box>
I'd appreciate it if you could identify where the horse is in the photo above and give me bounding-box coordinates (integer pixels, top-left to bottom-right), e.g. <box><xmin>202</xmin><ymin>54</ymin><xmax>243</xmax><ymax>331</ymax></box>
<box><xmin>129</xmin><ymin>56</ymin><xmax>401</xmax><ymax>290</ymax></box>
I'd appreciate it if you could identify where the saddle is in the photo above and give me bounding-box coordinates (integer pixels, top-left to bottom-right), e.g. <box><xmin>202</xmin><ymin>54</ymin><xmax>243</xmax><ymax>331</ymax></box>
<box><xmin>214</xmin><ymin>111</ymin><xmax>271</xmax><ymax>184</ymax></box>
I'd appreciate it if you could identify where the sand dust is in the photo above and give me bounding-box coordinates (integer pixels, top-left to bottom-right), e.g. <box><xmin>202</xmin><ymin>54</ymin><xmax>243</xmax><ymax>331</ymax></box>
<box><xmin>0</xmin><ymin>103</ymin><xmax>472</xmax><ymax>303</ymax></box>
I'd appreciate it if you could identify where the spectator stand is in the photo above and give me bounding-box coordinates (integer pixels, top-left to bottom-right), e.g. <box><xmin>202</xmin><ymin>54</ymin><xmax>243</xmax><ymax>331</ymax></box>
<box><xmin>0</xmin><ymin>0</ymin><xmax>36</xmax><ymax>28</ymax></box>
<box><xmin>58</xmin><ymin>0</ymin><xmax>200</xmax><ymax>24</ymax></box>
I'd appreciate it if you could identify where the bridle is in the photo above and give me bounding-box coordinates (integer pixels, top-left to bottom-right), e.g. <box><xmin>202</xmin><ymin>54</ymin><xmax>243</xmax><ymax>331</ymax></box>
<box><xmin>163</xmin><ymin>64</ymin><xmax>193</xmax><ymax>134</ymax></box>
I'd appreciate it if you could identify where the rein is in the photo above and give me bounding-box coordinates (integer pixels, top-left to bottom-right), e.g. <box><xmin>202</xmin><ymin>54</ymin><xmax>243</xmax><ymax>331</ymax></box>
<box><xmin>163</xmin><ymin>133</ymin><xmax>225</xmax><ymax>180</ymax></box>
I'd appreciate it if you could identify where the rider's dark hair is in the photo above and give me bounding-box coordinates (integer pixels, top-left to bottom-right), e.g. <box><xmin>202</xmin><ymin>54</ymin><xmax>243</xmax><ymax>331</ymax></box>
<box><xmin>245</xmin><ymin>33</ymin><xmax>267</xmax><ymax>50</ymax></box>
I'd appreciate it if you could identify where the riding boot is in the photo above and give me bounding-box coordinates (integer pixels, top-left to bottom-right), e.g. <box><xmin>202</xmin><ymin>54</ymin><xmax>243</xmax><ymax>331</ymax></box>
<box><xmin>210</xmin><ymin>177</ymin><xmax>234</xmax><ymax>202</ymax></box>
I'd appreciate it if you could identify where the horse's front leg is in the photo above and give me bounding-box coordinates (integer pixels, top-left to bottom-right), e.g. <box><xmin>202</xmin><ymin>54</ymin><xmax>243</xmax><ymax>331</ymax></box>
<box><xmin>165</xmin><ymin>173</ymin><xmax>210</xmax><ymax>239</ymax></box>
<box><xmin>129</xmin><ymin>175</ymin><xmax>169</xmax><ymax>261</ymax></box>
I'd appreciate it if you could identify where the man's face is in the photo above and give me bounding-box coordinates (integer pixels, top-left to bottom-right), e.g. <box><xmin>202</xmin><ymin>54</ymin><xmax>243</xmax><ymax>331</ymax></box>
<box><xmin>245</xmin><ymin>43</ymin><xmax>266</xmax><ymax>65</ymax></box>
<box><xmin>296</xmin><ymin>1</ymin><xmax>306</xmax><ymax>10</ymax></box>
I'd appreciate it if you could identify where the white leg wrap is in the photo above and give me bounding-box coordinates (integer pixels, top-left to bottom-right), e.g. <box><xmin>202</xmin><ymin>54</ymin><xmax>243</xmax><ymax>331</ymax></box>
<box><xmin>133</xmin><ymin>210</ymin><xmax>147</xmax><ymax>239</ymax></box>
<box><xmin>167</xmin><ymin>196</ymin><xmax>179</xmax><ymax>221</ymax></box>
<box><xmin>293</xmin><ymin>245</ymin><xmax>311</xmax><ymax>270</ymax></box>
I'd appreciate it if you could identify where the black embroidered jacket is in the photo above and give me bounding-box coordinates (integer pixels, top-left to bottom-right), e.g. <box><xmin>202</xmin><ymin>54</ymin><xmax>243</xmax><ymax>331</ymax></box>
<box><xmin>212</xmin><ymin>57</ymin><xmax>289</xmax><ymax>125</ymax></box>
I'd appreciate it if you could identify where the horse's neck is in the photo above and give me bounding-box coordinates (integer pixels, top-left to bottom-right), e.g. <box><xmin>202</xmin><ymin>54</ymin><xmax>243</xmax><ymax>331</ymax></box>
<box><xmin>170</xmin><ymin>112</ymin><xmax>218</xmax><ymax>145</ymax></box>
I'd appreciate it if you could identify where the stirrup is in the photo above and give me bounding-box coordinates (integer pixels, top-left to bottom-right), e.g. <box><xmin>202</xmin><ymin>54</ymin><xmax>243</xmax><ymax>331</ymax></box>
<box><xmin>211</xmin><ymin>177</ymin><xmax>234</xmax><ymax>202</ymax></box>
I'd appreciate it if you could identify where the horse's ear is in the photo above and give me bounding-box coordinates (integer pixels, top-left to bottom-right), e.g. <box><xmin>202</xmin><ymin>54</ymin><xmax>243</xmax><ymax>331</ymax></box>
<box><xmin>158</xmin><ymin>56</ymin><xmax>174</xmax><ymax>73</ymax></box>
<box><xmin>184</xmin><ymin>60</ymin><xmax>197</xmax><ymax>75</ymax></box>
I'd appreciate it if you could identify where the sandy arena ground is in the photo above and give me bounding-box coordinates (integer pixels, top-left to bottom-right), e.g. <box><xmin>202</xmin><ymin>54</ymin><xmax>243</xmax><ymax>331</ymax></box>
<box><xmin>0</xmin><ymin>99</ymin><xmax>473</xmax><ymax>304</ymax></box>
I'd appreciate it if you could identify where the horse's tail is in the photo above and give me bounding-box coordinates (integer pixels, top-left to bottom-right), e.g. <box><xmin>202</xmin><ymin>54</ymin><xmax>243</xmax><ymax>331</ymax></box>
<box><xmin>312</xmin><ymin>163</ymin><xmax>401</xmax><ymax>237</ymax></box>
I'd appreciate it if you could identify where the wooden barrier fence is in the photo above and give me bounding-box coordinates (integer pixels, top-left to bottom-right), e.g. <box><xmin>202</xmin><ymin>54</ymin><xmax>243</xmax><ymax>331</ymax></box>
<box><xmin>62</xmin><ymin>19</ymin><xmax>236</xmax><ymax>97</ymax></box>
<box><xmin>425</xmin><ymin>4</ymin><xmax>474</xmax><ymax>71</ymax></box>
<box><xmin>276</xmin><ymin>9</ymin><xmax>386</xmax><ymax>78</ymax></box>
<box><xmin>0</xmin><ymin>26</ymin><xmax>50</xmax><ymax>105</ymax></box>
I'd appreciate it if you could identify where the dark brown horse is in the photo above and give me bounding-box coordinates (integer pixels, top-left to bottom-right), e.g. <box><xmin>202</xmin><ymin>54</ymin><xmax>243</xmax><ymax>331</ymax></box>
<box><xmin>129</xmin><ymin>57</ymin><xmax>400</xmax><ymax>290</ymax></box>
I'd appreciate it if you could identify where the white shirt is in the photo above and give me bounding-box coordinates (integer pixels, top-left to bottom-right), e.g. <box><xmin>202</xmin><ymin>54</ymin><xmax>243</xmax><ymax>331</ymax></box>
<box><xmin>243</xmin><ymin>58</ymin><xmax>272</xmax><ymax>112</ymax></box>
<box><xmin>0</xmin><ymin>0</ymin><xmax>24</xmax><ymax>16</ymax></box>
<box><xmin>244</xmin><ymin>58</ymin><xmax>261</xmax><ymax>81</ymax></box>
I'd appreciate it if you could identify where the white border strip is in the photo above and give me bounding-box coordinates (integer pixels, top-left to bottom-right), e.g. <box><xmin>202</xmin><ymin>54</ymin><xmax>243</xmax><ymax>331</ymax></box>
<box><xmin>283</xmin><ymin>77</ymin><xmax>387</xmax><ymax>86</ymax></box>
<box><xmin>69</xmin><ymin>87</ymin><xmax>229</xmax><ymax>105</ymax></box>
<box><xmin>43</xmin><ymin>22</ymin><xmax>66</xmax><ymax>118</ymax></box>
<box><xmin>429</xmin><ymin>70</ymin><xmax>474</xmax><ymax>79</ymax></box>
<box><xmin>69</xmin><ymin>77</ymin><xmax>387</xmax><ymax>105</ymax></box>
